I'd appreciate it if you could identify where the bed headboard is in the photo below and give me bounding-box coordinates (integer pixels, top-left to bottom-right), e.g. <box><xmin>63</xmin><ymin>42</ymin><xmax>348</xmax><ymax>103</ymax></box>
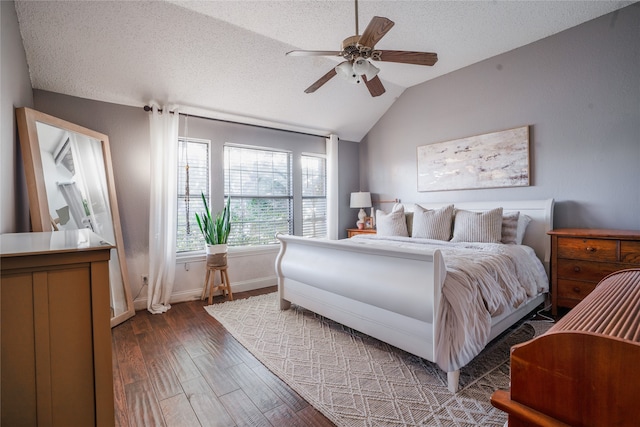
<box><xmin>402</xmin><ymin>199</ymin><xmax>555</xmax><ymax>271</ymax></box>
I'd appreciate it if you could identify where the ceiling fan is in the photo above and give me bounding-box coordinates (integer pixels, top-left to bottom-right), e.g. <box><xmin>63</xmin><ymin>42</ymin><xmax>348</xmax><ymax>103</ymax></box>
<box><xmin>286</xmin><ymin>0</ymin><xmax>438</xmax><ymax>97</ymax></box>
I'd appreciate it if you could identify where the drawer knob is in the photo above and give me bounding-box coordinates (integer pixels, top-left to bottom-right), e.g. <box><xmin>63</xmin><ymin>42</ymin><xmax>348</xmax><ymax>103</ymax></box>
<box><xmin>585</xmin><ymin>247</ymin><xmax>596</xmax><ymax>252</ymax></box>
<box><xmin>573</xmin><ymin>287</ymin><xmax>581</xmax><ymax>294</ymax></box>
<box><xmin>574</xmin><ymin>266</ymin><xmax>581</xmax><ymax>272</ymax></box>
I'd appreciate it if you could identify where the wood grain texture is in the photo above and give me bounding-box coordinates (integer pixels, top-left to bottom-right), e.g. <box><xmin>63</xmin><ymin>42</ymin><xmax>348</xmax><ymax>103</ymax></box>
<box><xmin>363</xmin><ymin>74</ymin><xmax>385</xmax><ymax>97</ymax></box>
<box><xmin>124</xmin><ymin>380</ymin><xmax>166</xmax><ymax>427</ymax></box>
<box><xmin>358</xmin><ymin>16</ymin><xmax>394</xmax><ymax>48</ymax></box>
<box><xmin>160</xmin><ymin>393</ymin><xmax>202</xmax><ymax>426</ymax></box>
<box><xmin>112</xmin><ymin>286</ymin><xmax>335</xmax><ymax>426</ymax></box>
<box><xmin>377</xmin><ymin>50</ymin><xmax>438</xmax><ymax>66</ymax></box>
<box><xmin>181</xmin><ymin>376</ymin><xmax>235</xmax><ymax>427</ymax></box>
<box><xmin>304</xmin><ymin>68</ymin><xmax>337</xmax><ymax>94</ymax></box>
<box><xmin>218</xmin><ymin>389</ymin><xmax>272</xmax><ymax>427</ymax></box>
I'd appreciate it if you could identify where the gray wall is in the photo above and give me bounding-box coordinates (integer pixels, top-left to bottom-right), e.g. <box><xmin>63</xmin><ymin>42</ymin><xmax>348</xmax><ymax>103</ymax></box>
<box><xmin>361</xmin><ymin>4</ymin><xmax>640</xmax><ymax>230</ymax></box>
<box><xmin>1</xmin><ymin>0</ymin><xmax>34</xmax><ymax>233</ymax></box>
<box><xmin>337</xmin><ymin>139</ymin><xmax>361</xmax><ymax>231</ymax></box>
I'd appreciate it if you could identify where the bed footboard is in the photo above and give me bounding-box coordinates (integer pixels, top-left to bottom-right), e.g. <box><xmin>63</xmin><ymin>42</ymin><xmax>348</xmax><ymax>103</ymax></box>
<box><xmin>275</xmin><ymin>234</ymin><xmax>446</xmax><ymax>364</ymax></box>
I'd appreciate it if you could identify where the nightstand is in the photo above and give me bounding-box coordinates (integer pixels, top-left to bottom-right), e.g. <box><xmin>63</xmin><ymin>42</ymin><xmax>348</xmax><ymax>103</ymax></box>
<box><xmin>548</xmin><ymin>228</ymin><xmax>640</xmax><ymax>316</ymax></box>
<box><xmin>347</xmin><ymin>228</ymin><xmax>376</xmax><ymax>238</ymax></box>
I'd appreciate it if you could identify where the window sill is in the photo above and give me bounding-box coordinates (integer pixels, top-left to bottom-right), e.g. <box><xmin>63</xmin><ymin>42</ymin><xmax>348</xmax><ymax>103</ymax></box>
<box><xmin>176</xmin><ymin>244</ymin><xmax>280</xmax><ymax>263</ymax></box>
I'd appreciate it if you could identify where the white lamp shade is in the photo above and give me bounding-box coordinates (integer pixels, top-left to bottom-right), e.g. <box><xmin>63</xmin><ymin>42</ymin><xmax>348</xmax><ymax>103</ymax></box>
<box><xmin>350</xmin><ymin>191</ymin><xmax>372</xmax><ymax>208</ymax></box>
<box><xmin>352</xmin><ymin>58</ymin><xmax>380</xmax><ymax>80</ymax></box>
<box><xmin>335</xmin><ymin>61</ymin><xmax>361</xmax><ymax>84</ymax></box>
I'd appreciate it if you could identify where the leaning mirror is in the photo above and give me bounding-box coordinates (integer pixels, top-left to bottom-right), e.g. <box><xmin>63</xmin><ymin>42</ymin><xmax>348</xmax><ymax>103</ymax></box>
<box><xmin>17</xmin><ymin>107</ymin><xmax>135</xmax><ymax>327</ymax></box>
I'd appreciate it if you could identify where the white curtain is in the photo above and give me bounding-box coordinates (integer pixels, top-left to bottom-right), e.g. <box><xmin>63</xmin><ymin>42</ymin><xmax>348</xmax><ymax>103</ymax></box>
<box><xmin>326</xmin><ymin>134</ymin><xmax>339</xmax><ymax>240</ymax></box>
<box><xmin>147</xmin><ymin>105</ymin><xmax>179</xmax><ymax>314</ymax></box>
<box><xmin>58</xmin><ymin>182</ymin><xmax>88</xmax><ymax>230</ymax></box>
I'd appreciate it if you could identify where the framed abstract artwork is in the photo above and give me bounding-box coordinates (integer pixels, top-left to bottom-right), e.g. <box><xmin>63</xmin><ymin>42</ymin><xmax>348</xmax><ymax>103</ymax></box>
<box><xmin>417</xmin><ymin>126</ymin><xmax>530</xmax><ymax>192</ymax></box>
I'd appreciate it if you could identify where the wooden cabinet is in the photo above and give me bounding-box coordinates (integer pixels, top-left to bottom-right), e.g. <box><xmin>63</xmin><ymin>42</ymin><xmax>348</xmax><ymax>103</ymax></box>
<box><xmin>548</xmin><ymin>228</ymin><xmax>640</xmax><ymax>315</ymax></box>
<box><xmin>1</xmin><ymin>230</ymin><xmax>115</xmax><ymax>426</ymax></box>
<box><xmin>347</xmin><ymin>228</ymin><xmax>377</xmax><ymax>238</ymax></box>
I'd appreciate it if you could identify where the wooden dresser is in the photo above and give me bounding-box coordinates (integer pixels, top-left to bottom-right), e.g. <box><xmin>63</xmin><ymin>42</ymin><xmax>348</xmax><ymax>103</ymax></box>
<box><xmin>548</xmin><ymin>228</ymin><xmax>640</xmax><ymax>315</ymax></box>
<box><xmin>1</xmin><ymin>230</ymin><xmax>115</xmax><ymax>426</ymax></box>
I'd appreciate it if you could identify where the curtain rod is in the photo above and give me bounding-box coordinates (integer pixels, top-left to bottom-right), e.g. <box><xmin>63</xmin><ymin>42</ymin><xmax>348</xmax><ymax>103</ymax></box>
<box><xmin>142</xmin><ymin>105</ymin><xmax>327</xmax><ymax>139</ymax></box>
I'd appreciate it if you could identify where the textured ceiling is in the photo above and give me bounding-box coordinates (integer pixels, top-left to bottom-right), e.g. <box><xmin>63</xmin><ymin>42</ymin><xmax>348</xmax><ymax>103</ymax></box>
<box><xmin>15</xmin><ymin>1</ymin><xmax>630</xmax><ymax>141</ymax></box>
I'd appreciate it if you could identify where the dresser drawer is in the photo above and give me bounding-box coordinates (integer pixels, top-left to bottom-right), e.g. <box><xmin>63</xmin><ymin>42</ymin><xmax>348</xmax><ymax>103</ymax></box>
<box><xmin>621</xmin><ymin>241</ymin><xmax>640</xmax><ymax>264</ymax></box>
<box><xmin>550</xmin><ymin>229</ymin><xmax>640</xmax><ymax>316</ymax></box>
<box><xmin>557</xmin><ymin>237</ymin><xmax>618</xmax><ymax>262</ymax></box>
<box><xmin>556</xmin><ymin>279</ymin><xmax>597</xmax><ymax>305</ymax></box>
<box><xmin>556</xmin><ymin>259</ymin><xmax>624</xmax><ymax>283</ymax></box>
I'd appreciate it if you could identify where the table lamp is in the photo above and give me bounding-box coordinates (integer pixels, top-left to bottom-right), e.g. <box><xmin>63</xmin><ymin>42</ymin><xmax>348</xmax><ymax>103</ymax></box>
<box><xmin>350</xmin><ymin>191</ymin><xmax>372</xmax><ymax>229</ymax></box>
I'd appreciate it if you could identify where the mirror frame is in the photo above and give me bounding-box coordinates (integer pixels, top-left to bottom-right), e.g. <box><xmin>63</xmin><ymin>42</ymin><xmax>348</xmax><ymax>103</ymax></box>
<box><xmin>16</xmin><ymin>107</ymin><xmax>135</xmax><ymax>327</ymax></box>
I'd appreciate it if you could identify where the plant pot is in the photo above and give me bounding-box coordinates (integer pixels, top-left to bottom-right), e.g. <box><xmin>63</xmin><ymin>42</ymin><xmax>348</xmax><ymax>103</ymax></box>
<box><xmin>206</xmin><ymin>244</ymin><xmax>227</xmax><ymax>255</ymax></box>
<box><xmin>206</xmin><ymin>244</ymin><xmax>228</xmax><ymax>267</ymax></box>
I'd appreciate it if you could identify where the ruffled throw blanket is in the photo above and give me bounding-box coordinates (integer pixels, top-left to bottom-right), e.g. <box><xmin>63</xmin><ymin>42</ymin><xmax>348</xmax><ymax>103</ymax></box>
<box><xmin>351</xmin><ymin>235</ymin><xmax>549</xmax><ymax>372</ymax></box>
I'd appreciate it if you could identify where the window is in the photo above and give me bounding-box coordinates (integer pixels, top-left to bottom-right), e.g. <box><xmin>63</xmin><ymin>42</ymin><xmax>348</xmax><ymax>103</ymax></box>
<box><xmin>301</xmin><ymin>154</ymin><xmax>327</xmax><ymax>238</ymax></box>
<box><xmin>224</xmin><ymin>145</ymin><xmax>292</xmax><ymax>246</ymax></box>
<box><xmin>176</xmin><ymin>138</ymin><xmax>210</xmax><ymax>252</ymax></box>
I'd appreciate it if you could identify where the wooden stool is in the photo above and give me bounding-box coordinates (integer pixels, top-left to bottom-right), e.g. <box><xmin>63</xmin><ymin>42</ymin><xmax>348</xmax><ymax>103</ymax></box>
<box><xmin>201</xmin><ymin>257</ymin><xmax>233</xmax><ymax>304</ymax></box>
<box><xmin>201</xmin><ymin>265</ymin><xmax>233</xmax><ymax>304</ymax></box>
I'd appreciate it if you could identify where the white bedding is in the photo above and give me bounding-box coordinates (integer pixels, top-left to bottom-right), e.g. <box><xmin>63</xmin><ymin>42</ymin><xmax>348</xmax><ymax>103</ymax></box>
<box><xmin>350</xmin><ymin>234</ymin><xmax>549</xmax><ymax>371</ymax></box>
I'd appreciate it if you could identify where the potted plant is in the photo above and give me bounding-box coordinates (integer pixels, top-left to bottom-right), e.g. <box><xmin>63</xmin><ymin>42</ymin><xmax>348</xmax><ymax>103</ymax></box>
<box><xmin>195</xmin><ymin>193</ymin><xmax>231</xmax><ymax>256</ymax></box>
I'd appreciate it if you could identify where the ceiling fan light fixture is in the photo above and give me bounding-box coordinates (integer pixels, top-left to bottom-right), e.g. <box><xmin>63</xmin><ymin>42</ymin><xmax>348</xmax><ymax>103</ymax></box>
<box><xmin>335</xmin><ymin>61</ymin><xmax>361</xmax><ymax>84</ymax></box>
<box><xmin>291</xmin><ymin>5</ymin><xmax>437</xmax><ymax>96</ymax></box>
<box><xmin>352</xmin><ymin>58</ymin><xmax>379</xmax><ymax>80</ymax></box>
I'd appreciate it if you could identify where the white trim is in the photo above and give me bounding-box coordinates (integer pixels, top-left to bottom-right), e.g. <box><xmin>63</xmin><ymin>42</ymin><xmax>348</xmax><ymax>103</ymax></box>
<box><xmin>176</xmin><ymin>244</ymin><xmax>279</xmax><ymax>263</ymax></box>
<box><xmin>178</xmin><ymin>136</ymin><xmax>210</xmax><ymax>144</ymax></box>
<box><xmin>133</xmin><ymin>275</ymin><xmax>276</xmax><ymax>310</ymax></box>
<box><xmin>229</xmin><ymin>244</ymin><xmax>280</xmax><ymax>257</ymax></box>
<box><xmin>301</xmin><ymin>151</ymin><xmax>327</xmax><ymax>159</ymax></box>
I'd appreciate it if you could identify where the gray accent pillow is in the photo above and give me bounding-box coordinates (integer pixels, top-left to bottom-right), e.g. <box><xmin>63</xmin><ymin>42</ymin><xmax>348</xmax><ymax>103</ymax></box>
<box><xmin>451</xmin><ymin>207</ymin><xmax>504</xmax><ymax>243</ymax></box>
<box><xmin>376</xmin><ymin>204</ymin><xmax>409</xmax><ymax>237</ymax></box>
<box><xmin>501</xmin><ymin>211</ymin><xmax>521</xmax><ymax>244</ymax></box>
<box><xmin>411</xmin><ymin>204</ymin><xmax>454</xmax><ymax>240</ymax></box>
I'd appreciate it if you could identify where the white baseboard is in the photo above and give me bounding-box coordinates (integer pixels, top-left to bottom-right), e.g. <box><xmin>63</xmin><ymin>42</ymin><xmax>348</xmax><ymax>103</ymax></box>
<box><xmin>133</xmin><ymin>275</ymin><xmax>276</xmax><ymax>311</ymax></box>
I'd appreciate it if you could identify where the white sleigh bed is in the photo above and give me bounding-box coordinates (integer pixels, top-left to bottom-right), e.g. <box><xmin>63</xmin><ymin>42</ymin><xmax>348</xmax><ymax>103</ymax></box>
<box><xmin>275</xmin><ymin>199</ymin><xmax>554</xmax><ymax>392</ymax></box>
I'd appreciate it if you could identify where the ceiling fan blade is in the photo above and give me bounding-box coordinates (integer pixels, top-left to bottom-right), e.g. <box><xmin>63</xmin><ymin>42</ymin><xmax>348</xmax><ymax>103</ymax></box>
<box><xmin>287</xmin><ymin>50</ymin><xmax>341</xmax><ymax>57</ymax></box>
<box><xmin>363</xmin><ymin>75</ymin><xmax>385</xmax><ymax>97</ymax></box>
<box><xmin>358</xmin><ymin>16</ymin><xmax>394</xmax><ymax>49</ymax></box>
<box><xmin>304</xmin><ymin>67</ymin><xmax>338</xmax><ymax>93</ymax></box>
<box><xmin>376</xmin><ymin>50</ymin><xmax>438</xmax><ymax>66</ymax></box>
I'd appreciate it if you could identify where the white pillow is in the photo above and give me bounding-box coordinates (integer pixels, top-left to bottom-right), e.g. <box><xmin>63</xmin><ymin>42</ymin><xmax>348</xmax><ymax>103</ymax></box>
<box><xmin>376</xmin><ymin>204</ymin><xmax>409</xmax><ymax>237</ymax></box>
<box><xmin>516</xmin><ymin>214</ymin><xmax>532</xmax><ymax>245</ymax></box>
<box><xmin>450</xmin><ymin>208</ymin><xmax>504</xmax><ymax>243</ymax></box>
<box><xmin>411</xmin><ymin>204</ymin><xmax>454</xmax><ymax>241</ymax></box>
<box><xmin>501</xmin><ymin>211</ymin><xmax>520</xmax><ymax>244</ymax></box>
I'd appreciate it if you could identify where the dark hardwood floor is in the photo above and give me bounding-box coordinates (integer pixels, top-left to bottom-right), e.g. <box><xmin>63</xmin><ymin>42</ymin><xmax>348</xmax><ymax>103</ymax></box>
<box><xmin>112</xmin><ymin>286</ymin><xmax>335</xmax><ymax>427</ymax></box>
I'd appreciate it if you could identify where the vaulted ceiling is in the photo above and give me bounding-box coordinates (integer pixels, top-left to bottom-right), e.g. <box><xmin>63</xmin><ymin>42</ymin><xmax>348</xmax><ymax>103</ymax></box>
<box><xmin>15</xmin><ymin>1</ymin><xmax>630</xmax><ymax>141</ymax></box>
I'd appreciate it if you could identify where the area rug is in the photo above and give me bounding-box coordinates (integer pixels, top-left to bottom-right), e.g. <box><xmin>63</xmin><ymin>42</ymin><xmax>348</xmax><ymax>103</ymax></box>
<box><xmin>205</xmin><ymin>293</ymin><xmax>551</xmax><ymax>427</ymax></box>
